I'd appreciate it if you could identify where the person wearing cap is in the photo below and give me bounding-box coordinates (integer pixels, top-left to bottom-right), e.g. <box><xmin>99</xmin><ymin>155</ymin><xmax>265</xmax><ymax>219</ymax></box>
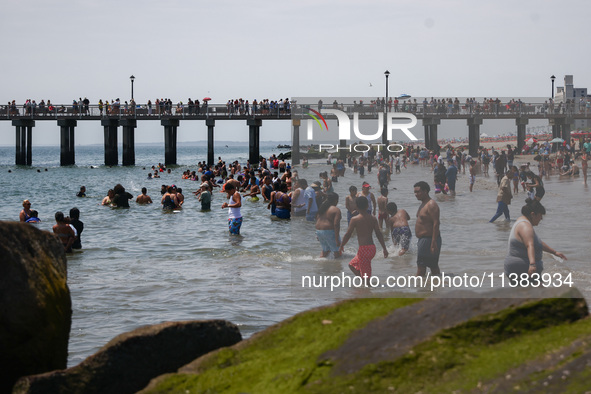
<box><xmin>199</xmin><ymin>183</ymin><xmax>212</xmax><ymax>211</ymax></box>
<box><xmin>305</xmin><ymin>181</ymin><xmax>320</xmax><ymax>221</ymax></box>
<box><xmin>360</xmin><ymin>182</ymin><xmax>376</xmax><ymax>216</ymax></box>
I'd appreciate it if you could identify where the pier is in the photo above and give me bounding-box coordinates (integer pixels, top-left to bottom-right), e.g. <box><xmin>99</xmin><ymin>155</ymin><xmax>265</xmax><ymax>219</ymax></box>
<box><xmin>2</xmin><ymin>104</ymin><xmax>290</xmax><ymax>166</ymax></box>
<box><xmin>3</xmin><ymin>99</ymin><xmax>591</xmax><ymax>166</ymax></box>
<box><xmin>290</xmin><ymin>99</ymin><xmax>591</xmax><ymax>163</ymax></box>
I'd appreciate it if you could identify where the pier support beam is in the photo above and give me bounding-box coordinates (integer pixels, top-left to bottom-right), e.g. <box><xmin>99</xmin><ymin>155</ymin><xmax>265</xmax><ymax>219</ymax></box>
<box><xmin>102</xmin><ymin>118</ymin><xmax>119</xmax><ymax>166</ymax></box>
<box><xmin>58</xmin><ymin>119</ymin><xmax>77</xmax><ymax>166</ymax></box>
<box><xmin>562</xmin><ymin>118</ymin><xmax>573</xmax><ymax>148</ymax></box>
<box><xmin>13</xmin><ymin>119</ymin><xmax>35</xmax><ymax>166</ymax></box>
<box><xmin>515</xmin><ymin>117</ymin><xmax>528</xmax><ymax>155</ymax></box>
<box><xmin>467</xmin><ymin>117</ymin><xmax>483</xmax><ymax>157</ymax></box>
<box><xmin>550</xmin><ymin>116</ymin><xmax>574</xmax><ymax>152</ymax></box>
<box><xmin>551</xmin><ymin>121</ymin><xmax>560</xmax><ymax>152</ymax></box>
<box><xmin>120</xmin><ymin>119</ymin><xmax>137</xmax><ymax>166</ymax></box>
<box><xmin>162</xmin><ymin>119</ymin><xmax>179</xmax><ymax>166</ymax></box>
<box><xmin>422</xmin><ymin>118</ymin><xmax>440</xmax><ymax>151</ymax></box>
<box><xmin>206</xmin><ymin>119</ymin><xmax>215</xmax><ymax>167</ymax></box>
<box><xmin>248</xmin><ymin>118</ymin><xmax>262</xmax><ymax>167</ymax></box>
<box><xmin>292</xmin><ymin>119</ymin><xmax>300</xmax><ymax>165</ymax></box>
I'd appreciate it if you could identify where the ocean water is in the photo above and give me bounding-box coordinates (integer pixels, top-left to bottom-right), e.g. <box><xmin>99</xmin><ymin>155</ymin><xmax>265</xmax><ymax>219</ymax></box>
<box><xmin>1</xmin><ymin>144</ymin><xmax>590</xmax><ymax>367</ymax></box>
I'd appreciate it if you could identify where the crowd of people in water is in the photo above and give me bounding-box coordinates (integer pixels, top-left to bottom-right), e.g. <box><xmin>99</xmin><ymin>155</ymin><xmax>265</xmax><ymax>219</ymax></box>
<box><xmin>19</xmin><ymin>136</ymin><xmax>587</xmax><ymax>286</ymax></box>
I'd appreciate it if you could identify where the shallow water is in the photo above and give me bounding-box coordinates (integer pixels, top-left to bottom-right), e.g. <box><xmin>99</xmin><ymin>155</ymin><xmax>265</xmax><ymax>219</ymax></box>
<box><xmin>1</xmin><ymin>145</ymin><xmax>589</xmax><ymax>367</ymax></box>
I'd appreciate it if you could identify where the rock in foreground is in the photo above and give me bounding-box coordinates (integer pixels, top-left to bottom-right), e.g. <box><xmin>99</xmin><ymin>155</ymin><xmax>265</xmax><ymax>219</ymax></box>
<box><xmin>0</xmin><ymin>222</ymin><xmax>71</xmax><ymax>393</ymax></box>
<box><xmin>13</xmin><ymin>320</ymin><xmax>242</xmax><ymax>394</ymax></box>
<box><xmin>142</xmin><ymin>287</ymin><xmax>590</xmax><ymax>393</ymax></box>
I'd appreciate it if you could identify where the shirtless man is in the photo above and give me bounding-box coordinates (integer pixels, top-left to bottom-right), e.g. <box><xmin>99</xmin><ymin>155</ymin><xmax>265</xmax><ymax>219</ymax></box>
<box><xmin>136</xmin><ymin>187</ymin><xmax>153</xmax><ymax>204</ymax></box>
<box><xmin>413</xmin><ymin>181</ymin><xmax>441</xmax><ymax>276</ymax></box>
<box><xmin>386</xmin><ymin>202</ymin><xmax>412</xmax><ymax>256</ymax></box>
<box><xmin>339</xmin><ymin>196</ymin><xmax>388</xmax><ymax>279</ymax></box>
<box><xmin>315</xmin><ymin>192</ymin><xmax>342</xmax><ymax>258</ymax></box>
<box><xmin>345</xmin><ymin>186</ymin><xmax>358</xmax><ymax>225</ymax></box>
<box><xmin>377</xmin><ymin>188</ymin><xmax>389</xmax><ymax>229</ymax></box>
<box><xmin>53</xmin><ymin>211</ymin><xmax>75</xmax><ymax>253</ymax></box>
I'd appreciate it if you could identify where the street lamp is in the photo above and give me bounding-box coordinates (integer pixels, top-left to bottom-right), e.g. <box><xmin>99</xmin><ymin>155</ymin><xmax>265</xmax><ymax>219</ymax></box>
<box><xmin>130</xmin><ymin>75</ymin><xmax>135</xmax><ymax>100</ymax></box>
<box><xmin>383</xmin><ymin>70</ymin><xmax>390</xmax><ymax>150</ymax></box>
<box><xmin>550</xmin><ymin>75</ymin><xmax>555</xmax><ymax>99</ymax></box>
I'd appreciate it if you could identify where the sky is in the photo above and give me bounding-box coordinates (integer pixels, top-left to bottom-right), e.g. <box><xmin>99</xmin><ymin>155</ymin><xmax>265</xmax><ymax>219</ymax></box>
<box><xmin>1</xmin><ymin>0</ymin><xmax>589</xmax><ymax>146</ymax></box>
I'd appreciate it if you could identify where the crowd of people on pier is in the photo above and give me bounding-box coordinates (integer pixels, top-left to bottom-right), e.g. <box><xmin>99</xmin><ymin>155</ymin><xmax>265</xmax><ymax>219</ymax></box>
<box><xmin>3</xmin><ymin>97</ymin><xmax>291</xmax><ymax>117</ymax></box>
<box><xmin>317</xmin><ymin>96</ymin><xmax>591</xmax><ymax>117</ymax></box>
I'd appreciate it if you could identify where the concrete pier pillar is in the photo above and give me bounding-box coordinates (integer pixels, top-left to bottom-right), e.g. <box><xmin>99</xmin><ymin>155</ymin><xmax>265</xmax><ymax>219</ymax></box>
<box><xmin>467</xmin><ymin>117</ymin><xmax>483</xmax><ymax>157</ymax></box>
<box><xmin>550</xmin><ymin>122</ymin><xmax>560</xmax><ymax>153</ymax></box>
<box><xmin>561</xmin><ymin>117</ymin><xmax>573</xmax><ymax>148</ymax></box>
<box><xmin>102</xmin><ymin>118</ymin><xmax>119</xmax><ymax>166</ymax></box>
<box><xmin>121</xmin><ymin>118</ymin><xmax>137</xmax><ymax>166</ymax></box>
<box><xmin>292</xmin><ymin>119</ymin><xmax>300</xmax><ymax>165</ymax></box>
<box><xmin>422</xmin><ymin>118</ymin><xmax>440</xmax><ymax>151</ymax></box>
<box><xmin>423</xmin><ymin>124</ymin><xmax>431</xmax><ymax>149</ymax></box>
<box><xmin>206</xmin><ymin>119</ymin><xmax>215</xmax><ymax>167</ymax></box>
<box><xmin>13</xmin><ymin>119</ymin><xmax>35</xmax><ymax>166</ymax></box>
<box><xmin>162</xmin><ymin>119</ymin><xmax>179</xmax><ymax>166</ymax></box>
<box><xmin>339</xmin><ymin>139</ymin><xmax>348</xmax><ymax>160</ymax></box>
<box><xmin>550</xmin><ymin>117</ymin><xmax>574</xmax><ymax>152</ymax></box>
<box><xmin>58</xmin><ymin>119</ymin><xmax>77</xmax><ymax>166</ymax></box>
<box><xmin>515</xmin><ymin>117</ymin><xmax>528</xmax><ymax>154</ymax></box>
<box><xmin>248</xmin><ymin>118</ymin><xmax>262</xmax><ymax>167</ymax></box>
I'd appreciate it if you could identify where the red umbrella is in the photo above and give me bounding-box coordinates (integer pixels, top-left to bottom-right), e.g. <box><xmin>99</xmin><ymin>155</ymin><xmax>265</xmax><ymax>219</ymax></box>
<box><xmin>203</xmin><ymin>97</ymin><xmax>212</xmax><ymax>101</ymax></box>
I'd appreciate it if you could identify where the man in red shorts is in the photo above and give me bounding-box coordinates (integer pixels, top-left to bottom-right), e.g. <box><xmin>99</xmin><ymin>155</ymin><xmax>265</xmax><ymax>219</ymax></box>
<box><xmin>339</xmin><ymin>196</ymin><xmax>389</xmax><ymax>279</ymax></box>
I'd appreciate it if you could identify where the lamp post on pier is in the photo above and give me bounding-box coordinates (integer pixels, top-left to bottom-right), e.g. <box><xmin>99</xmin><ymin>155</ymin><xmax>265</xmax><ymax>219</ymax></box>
<box><xmin>551</xmin><ymin>75</ymin><xmax>555</xmax><ymax>99</ymax></box>
<box><xmin>382</xmin><ymin>70</ymin><xmax>390</xmax><ymax>154</ymax></box>
<box><xmin>130</xmin><ymin>75</ymin><xmax>135</xmax><ymax>100</ymax></box>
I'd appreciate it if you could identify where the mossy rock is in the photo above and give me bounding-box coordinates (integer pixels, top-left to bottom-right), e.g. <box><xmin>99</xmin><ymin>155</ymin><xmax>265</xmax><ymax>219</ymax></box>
<box><xmin>141</xmin><ymin>289</ymin><xmax>589</xmax><ymax>393</ymax></box>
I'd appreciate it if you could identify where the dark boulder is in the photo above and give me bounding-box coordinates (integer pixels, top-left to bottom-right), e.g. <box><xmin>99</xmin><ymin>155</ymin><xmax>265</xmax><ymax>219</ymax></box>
<box><xmin>13</xmin><ymin>320</ymin><xmax>242</xmax><ymax>394</ymax></box>
<box><xmin>0</xmin><ymin>222</ymin><xmax>71</xmax><ymax>393</ymax></box>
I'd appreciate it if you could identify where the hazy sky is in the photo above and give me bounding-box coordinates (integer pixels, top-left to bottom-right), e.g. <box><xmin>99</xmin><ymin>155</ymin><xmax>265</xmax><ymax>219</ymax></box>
<box><xmin>1</xmin><ymin>0</ymin><xmax>588</xmax><ymax>145</ymax></box>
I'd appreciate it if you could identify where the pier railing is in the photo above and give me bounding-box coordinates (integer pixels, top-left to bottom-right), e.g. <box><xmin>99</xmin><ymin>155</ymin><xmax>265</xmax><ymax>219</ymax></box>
<box><xmin>290</xmin><ymin>99</ymin><xmax>591</xmax><ymax>119</ymax></box>
<box><xmin>4</xmin><ymin>100</ymin><xmax>591</xmax><ymax>120</ymax></box>
<box><xmin>0</xmin><ymin>103</ymin><xmax>292</xmax><ymax>120</ymax></box>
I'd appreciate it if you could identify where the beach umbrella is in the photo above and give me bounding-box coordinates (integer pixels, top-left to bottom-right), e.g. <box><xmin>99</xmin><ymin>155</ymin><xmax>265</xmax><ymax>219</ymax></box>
<box><xmin>525</xmin><ymin>137</ymin><xmax>537</xmax><ymax>144</ymax></box>
<box><xmin>550</xmin><ymin>137</ymin><xmax>564</xmax><ymax>143</ymax></box>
